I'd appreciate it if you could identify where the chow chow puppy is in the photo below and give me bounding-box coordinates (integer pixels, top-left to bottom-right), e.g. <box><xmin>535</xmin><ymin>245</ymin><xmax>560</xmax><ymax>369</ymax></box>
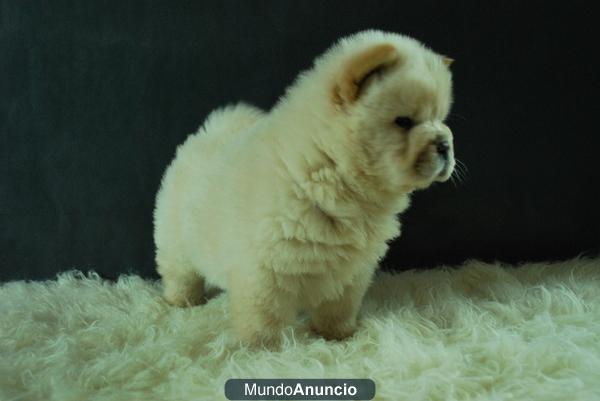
<box><xmin>154</xmin><ymin>30</ymin><xmax>455</xmax><ymax>346</ymax></box>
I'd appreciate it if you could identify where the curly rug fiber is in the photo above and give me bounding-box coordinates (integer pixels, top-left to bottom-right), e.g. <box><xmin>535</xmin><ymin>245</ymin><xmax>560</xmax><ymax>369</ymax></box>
<box><xmin>1</xmin><ymin>258</ymin><xmax>599</xmax><ymax>401</ymax></box>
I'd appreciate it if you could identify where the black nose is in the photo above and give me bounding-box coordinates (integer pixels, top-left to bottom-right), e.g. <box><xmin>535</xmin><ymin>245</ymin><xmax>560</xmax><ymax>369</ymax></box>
<box><xmin>436</xmin><ymin>140</ymin><xmax>450</xmax><ymax>157</ymax></box>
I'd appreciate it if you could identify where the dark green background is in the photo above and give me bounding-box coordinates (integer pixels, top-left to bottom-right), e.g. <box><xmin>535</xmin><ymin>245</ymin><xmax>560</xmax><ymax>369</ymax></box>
<box><xmin>2</xmin><ymin>1</ymin><xmax>599</xmax><ymax>281</ymax></box>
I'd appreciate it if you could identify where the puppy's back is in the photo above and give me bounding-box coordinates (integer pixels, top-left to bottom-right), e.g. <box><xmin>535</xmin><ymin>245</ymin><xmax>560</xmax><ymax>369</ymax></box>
<box><xmin>154</xmin><ymin>103</ymin><xmax>265</xmax><ymax>279</ymax></box>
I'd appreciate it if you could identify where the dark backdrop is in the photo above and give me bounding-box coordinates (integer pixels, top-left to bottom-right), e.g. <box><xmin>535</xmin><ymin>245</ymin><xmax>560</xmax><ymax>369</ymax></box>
<box><xmin>2</xmin><ymin>1</ymin><xmax>599</xmax><ymax>281</ymax></box>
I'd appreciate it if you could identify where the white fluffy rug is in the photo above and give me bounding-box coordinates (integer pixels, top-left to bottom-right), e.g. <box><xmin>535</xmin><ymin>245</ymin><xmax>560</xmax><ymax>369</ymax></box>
<box><xmin>1</xmin><ymin>258</ymin><xmax>599</xmax><ymax>401</ymax></box>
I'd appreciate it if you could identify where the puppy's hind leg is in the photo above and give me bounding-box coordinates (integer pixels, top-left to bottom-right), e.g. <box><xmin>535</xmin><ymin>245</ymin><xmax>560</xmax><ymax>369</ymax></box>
<box><xmin>157</xmin><ymin>253</ymin><xmax>205</xmax><ymax>307</ymax></box>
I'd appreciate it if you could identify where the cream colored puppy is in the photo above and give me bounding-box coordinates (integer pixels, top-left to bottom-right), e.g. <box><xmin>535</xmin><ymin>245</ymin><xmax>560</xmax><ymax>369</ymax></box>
<box><xmin>154</xmin><ymin>30</ymin><xmax>455</xmax><ymax>346</ymax></box>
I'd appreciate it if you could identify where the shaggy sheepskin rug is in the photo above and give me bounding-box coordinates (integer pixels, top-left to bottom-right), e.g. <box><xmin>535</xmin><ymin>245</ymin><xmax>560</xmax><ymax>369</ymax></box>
<box><xmin>1</xmin><ymin>258</ymin><xmax>599</xmax><ymax>401</ymax></box>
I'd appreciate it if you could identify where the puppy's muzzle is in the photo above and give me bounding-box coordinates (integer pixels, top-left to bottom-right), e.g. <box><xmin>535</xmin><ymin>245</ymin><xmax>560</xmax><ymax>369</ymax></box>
<box><xmin>434</xmin><ymin>135</ymin><xmax>454</xmax><ymax>181</ymax></box>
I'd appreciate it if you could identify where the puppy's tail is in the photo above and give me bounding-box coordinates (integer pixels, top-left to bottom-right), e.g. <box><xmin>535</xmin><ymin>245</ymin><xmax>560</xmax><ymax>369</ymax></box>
<box><xmin>198</xmin><ymin>102</ymin><xmax>265</xmax><ymax>140</ymax></box>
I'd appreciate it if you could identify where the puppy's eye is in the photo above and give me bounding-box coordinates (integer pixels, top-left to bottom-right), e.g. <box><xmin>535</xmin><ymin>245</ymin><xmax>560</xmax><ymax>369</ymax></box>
<box><xmin>394</xmin><ymin>116</ymin><xmax>414</xmax><ymax>130</ymax></box>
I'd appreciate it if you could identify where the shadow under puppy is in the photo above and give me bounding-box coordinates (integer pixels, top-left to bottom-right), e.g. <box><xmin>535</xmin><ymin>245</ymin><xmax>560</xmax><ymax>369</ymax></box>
<box><xmin>154</xmin><ymin>30</ymin><xmax>455</xmax><ymax>347</ymax></box>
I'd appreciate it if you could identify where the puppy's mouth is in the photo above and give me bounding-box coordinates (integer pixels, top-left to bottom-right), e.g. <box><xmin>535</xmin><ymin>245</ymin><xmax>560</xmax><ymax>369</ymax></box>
<box><xmin>435</xmin><ymin>156</ymin><xmax>455</xmax><ymax>182</ymax></box>
<box><xmin>413</xmin><ymin>144</ymin><xmax>455</xmax><ymax>184</ymax></box>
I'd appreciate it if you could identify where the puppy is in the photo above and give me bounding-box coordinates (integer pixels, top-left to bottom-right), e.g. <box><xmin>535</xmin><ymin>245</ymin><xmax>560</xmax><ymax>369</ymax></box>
<box><xmin>154</xmin><ymin>30</ymin><xmax>455</xmax><ymax>346</ymax></box>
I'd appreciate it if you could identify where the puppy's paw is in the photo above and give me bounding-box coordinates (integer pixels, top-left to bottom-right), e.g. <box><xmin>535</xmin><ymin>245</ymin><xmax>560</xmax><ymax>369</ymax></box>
<box><xmin>164</xmin><ymin>291</ymin><xmax>206</xmax><ymax>308</ymax></box>
<box><xmin>159</xmin><ymin>267</ymin><xmax>205</xmax><ymax>308</ymax></box>
<box><xmin>311</xmin><ymin>320</ymin><xmax>357</xmax><ymax>341</ymax></box>
<box><xmin>163</xmin><ymin>282</ymin><xmax>205</xmax><ymax>307</ymax></box>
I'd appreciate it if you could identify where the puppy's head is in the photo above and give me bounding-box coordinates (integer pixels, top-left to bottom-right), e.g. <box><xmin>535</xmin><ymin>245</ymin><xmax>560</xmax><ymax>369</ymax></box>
<box><xmin>327</xmin><ymin>32</ymin><xmax>455</xmax><ymax>193</ymax></box>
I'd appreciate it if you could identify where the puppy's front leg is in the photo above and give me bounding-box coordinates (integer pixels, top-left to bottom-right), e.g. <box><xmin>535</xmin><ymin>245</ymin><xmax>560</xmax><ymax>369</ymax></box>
<box><xmin>309</xmin><ymin>271</ymin><xmax>373</xmax><ymax>341</ymax></box>
<box><xmin>228</xmin><ymin>269</ymin><xmax>297</xmax><ymax>348</ymax></box>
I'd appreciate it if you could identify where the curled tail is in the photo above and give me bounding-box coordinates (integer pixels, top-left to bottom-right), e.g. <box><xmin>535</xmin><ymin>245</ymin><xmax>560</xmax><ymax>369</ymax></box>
<box><xmin>172</xmin><ymin>102</ymin><xmax>265</xmax><ymax>165</ymax></box>
<box><xmin>199</xmin><ymin>102</ymin><xmax>265</xmax><ymax>140</ymax></box>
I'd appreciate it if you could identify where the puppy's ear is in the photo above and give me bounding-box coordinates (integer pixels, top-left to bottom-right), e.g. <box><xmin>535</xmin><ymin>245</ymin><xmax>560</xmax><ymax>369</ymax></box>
<box><xmin>442</xmin><ymin>56</ymin><xmax>454</xmax><ymax>67</ymax></box>
<box><xmin>333</xmin><ymin>43</ymin><xmax>399</xmax><ymax>105</ymax></box>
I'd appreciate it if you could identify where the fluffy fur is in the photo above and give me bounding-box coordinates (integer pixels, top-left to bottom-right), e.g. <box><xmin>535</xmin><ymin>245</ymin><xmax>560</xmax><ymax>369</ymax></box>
<box><xmin>1</xmin><ymin>258</ymin><xmax>599</xmax><ymax>400</ymax></box>
<box><xmin>153</xmin><ymin>30</ymin><xmax>455</xmax><ymax>345</ymax></box>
